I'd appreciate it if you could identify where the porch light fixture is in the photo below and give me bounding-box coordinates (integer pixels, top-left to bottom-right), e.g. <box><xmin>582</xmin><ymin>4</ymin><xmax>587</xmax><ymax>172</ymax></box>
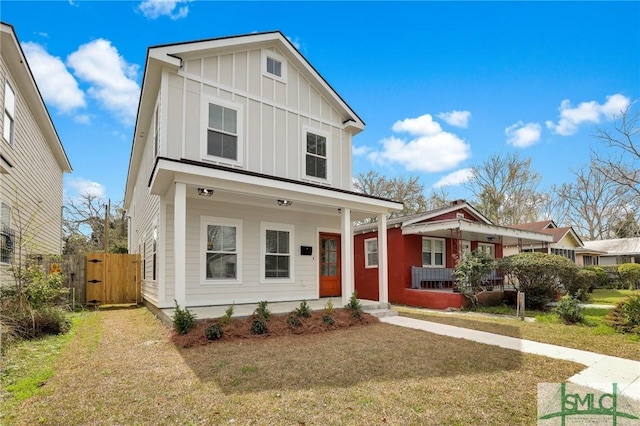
<box><xmin>487</xmin><ymin>236</ymin><xmax>496</xmax><ymax>242</ymax></box>
<box><xmin>197</xmin><ymin>188</ymin><xmax>214</xmax><ymax>197</ymax></box>
<box><xmin>277</xmin><ymin>199</ymin><xmax>293</xmax><ymax>207</ymax></box>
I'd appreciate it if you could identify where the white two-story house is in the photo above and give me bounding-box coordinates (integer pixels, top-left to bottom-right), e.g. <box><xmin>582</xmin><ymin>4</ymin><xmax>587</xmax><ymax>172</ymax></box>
<box><xmin>124</xmin><ymin>32</ymin><xmax>402</xmax><ymax>310</ymax></box>
<box><xmin>1</xmin><ymin>22</ymin><xmax>72</xmax><ymax>283</ymax></box>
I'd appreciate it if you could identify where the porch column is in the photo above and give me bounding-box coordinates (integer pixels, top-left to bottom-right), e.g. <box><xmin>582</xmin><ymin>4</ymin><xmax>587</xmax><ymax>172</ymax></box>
<box><xmin>340</xmin><ymin>208</ymin><xmax>353</xmax><ymax>306</ymax></box>
<box><xmin>377</xmin><ymin>213</ymin><xmax>389</xmax><ymax>305</ymax></box>
<box><xmin>174</xmin><ymin>182</ymin><xmax>186</xmax><ymax>307</ymax></box>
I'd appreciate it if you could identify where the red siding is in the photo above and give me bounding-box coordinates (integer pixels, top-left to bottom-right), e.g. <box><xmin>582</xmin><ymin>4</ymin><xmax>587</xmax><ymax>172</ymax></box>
<box><xmin>354</xmin><ymin>231</ymin><xmax>380</xmax><ymax>300</ymax></box>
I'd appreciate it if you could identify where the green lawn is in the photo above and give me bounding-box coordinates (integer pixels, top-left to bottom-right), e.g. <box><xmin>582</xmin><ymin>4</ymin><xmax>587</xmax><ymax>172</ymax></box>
<box><xmin>1</xmin><ymin>307</ymin><xmax>583</xmax><ymax>425</ymax></box>
<box><xmin>590</xmin><ymin>288</ymin><xmax>640</xmax><ymax>305</ymax></box>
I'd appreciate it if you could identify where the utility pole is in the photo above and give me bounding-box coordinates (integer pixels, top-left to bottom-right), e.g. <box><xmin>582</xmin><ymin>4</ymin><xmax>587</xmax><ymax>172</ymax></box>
<box><xmin>104</xmin><ymin>199</ymin><xmax>110</xmax><ymax>253</ymax></box>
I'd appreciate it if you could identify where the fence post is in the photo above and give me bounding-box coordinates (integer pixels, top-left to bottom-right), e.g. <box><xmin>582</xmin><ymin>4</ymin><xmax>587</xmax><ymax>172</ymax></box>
<box><xmin>516</xmin><ymin>291</ymin><xmax>525</xmax><ymax>321</ymax></box>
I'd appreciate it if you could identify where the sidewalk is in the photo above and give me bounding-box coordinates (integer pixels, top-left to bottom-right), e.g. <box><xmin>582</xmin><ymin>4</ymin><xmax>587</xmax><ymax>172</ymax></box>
<box><xmin>380</xmin><ymin>315</ymin><xmax>640</xmax><ymax>400</ymax></box>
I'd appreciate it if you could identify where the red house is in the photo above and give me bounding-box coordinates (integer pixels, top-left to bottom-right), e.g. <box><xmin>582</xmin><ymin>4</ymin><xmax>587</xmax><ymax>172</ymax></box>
<box><xmin>354</xmin><ymin>200</ymin><xmax>554</xmax><ymax>309</ymax></box>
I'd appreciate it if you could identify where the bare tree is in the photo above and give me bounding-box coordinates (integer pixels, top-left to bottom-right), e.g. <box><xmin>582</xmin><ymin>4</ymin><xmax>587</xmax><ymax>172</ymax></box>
<box><xmin>354</xmin><ymin>170</ymin><xmax>424</xmax><ymax>220</ymax></box>
<box><xmin>463</xmin><ymin>152</ymin><xmax>546</xmax><ymax>225</ymax></box>
<box><xmin>592</xmin><ymin>106</ymin><xmax>640</xmax><ymax>198</ymax></box>
<box><xmin>425</xmin><ymin>187</ymin><xmax>452</xmax><ymax>211</ymax></box>
<box><xmin>552</xmin><ymin>162</ymin><xmax>635</xmax><ymax>240</ymax></box>
<box><xmin>63</xmin><ymin>194</ymin><xmax>128</xmax><ymax>254</ymax></box>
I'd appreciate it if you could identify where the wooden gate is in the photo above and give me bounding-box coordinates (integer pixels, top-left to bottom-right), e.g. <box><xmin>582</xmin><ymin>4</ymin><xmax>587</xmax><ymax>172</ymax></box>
<box><xmin>85</xmin><ymin>253</ymin><xmax>141</xmax><ymax>306</ymax></box>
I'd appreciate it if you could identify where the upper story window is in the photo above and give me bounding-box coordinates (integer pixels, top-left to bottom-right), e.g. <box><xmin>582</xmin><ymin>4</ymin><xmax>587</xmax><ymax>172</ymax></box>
<box><xmin>305</xmin><ymin>131</ymin><xmax>327</xmax><ymax>180</ymax></box>
<box><xmin>365</xmin><ymin>238</ymin><xmax>378</xmax><ymax>268</ymax></box>
<box><xmin>262</xmin><ymin>50</ymin><xmax>287</xmax><ymax>82</ymax></box>
<box><xmin>202</xmin><ymin>98</ymin><xmax>243</xmax><ymax>166</ymax></box>
<box><xmin>422</xmin><ymin>237</ymin><xmax>445</xmax><ymax>267</ymax></box>
<box><xmin>3</xmin><ymin>82</ymin><xmax>15</xmax><ymax>146</ymax></box>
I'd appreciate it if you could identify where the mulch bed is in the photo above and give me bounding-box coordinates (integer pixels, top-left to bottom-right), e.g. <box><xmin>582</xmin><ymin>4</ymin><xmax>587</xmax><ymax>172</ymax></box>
<box><xmin>171</xmin><ymin>308</ymin><xmax>379</xmax><ymax>348</ymax></box>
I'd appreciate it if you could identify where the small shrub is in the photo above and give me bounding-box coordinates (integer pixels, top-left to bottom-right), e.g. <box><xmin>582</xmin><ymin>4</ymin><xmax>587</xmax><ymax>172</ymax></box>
<box><xmin>584</xmin><ymin>266</ymin><xmax>612</xmax><ymax>289</ymax></box>
<box><xmin>324</xmin><ymin>299</ymin><xmax>334</xmax><ymax>315</ymax></box>
<box><xmin>253</xmin><ymin>301</ymin><xmax>271</xmax><ymax>321</ymax></box>
<box><xmin>172</xmin><ymin>300</ymin><xmax>197</xmax><ymax>335</ymax></box>
<box><xmin>555</xmin><ymin>295</ymin><xmax>583</xmax><ymax>324</ymax></box>
<box><xmin>295</xmin><ymin>300</ymin><xmax>311</xmax><ymax>318</ymax></box>
<box><xmin>218</xmin><ymin>304</ymin><xmax>234</xmax><ymax>326</ymax></box>
<box><xmin>286</xmin><ymin>315</ymin><xmax>302</xmax><ymax>328</ymax></box>
<box><xmin>605</xmin><ymin>294</ymin><xmax>640</xmax><ymax>335</ymax></box>
<box><xmin>322</xmin><ymin>314</ymin><xmax>335</xmax><ymax>326</ymax></box>
<box><xmin>566</xmin><ymin>269</ymin><xmax>595</xmax><ymax>300</ymax></box>
<box><xmin>205</xmin><ymin>323</ymin><xmax>224</xmax><ymax>340</ymax></box>
<box><xmin>251</xmin><ymin>318</ymin><xmax>268</xmax><ymax>335</ymax></box>
<box><xmin>345</xmin><ymin>291</ymin><xmax>363</xmax><ymax>319</ymax></box>
<box><xmin>618</xmin><ymin>263</ymin><xmax>640</xmax><ymax>290</ymax></box>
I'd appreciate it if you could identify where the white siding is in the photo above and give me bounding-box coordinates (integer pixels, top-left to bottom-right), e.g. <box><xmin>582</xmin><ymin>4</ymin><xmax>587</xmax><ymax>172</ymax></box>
<box><xmin>0</xmin><ymin>56</ymin><xmax>65</xmax><ymax>282</ymax></box>
<box><xmin>164</xmin><ymin>45</ymin><xmax>354</xmax><ymax>190</ymax></box>
<box><xmin>162</xmin><ymin>197</ymin><xmax>340</xmax><ymax>306</ymax></box>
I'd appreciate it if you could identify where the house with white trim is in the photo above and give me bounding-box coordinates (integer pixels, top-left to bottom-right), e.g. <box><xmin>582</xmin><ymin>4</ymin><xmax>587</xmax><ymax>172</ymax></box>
<box><xmin>0</xmin><ymin>22</ymin><xmax>72</xmax><ymax>282</ymax></box>
<box><xmin>124</xmin><ymin>32</ymin><xmax>402</xmax><ymax>310</ymax></box>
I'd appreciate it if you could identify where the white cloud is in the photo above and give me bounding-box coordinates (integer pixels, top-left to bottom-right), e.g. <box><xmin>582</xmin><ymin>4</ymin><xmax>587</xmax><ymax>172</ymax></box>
<box><xmin>545</xmin><ymin>93</ymin><xmax>631</xmax><ymax>136</ymax></box>
<box><xmin>392</xmin><ymin>113</ymin><xmax>442</xmax><ymax>136</ymax></box>
<box><xmin>138</xmin><ymin>0</ymin><xmax>190</xmax><ymax>20</ymax></box>
<box><xmin>437</xmin><ymin>110</ymin><xmax>471</xmax><ymax>128</ymax></box>
<box><xmin>433</xmin><ymin>168</ymin><xmax>474</xmax><ymax>188</ymax></box>
<box><xmin>286</xmin><ymin>36</ymin><xmax>302</xmax><ymax>50</ymax></box>
<box><xmin>352</xmin><ymin>145</ymin><xmax>370</xmax><ymax>156</ymax></box>
<box><xmin>369</xmin><ymin>113</ymin><xmax>471</xmax><ymax>173</ymax></box>
<box><xmin>21</xmin><ymin>42</ymin><xmax>86</xmax><ymax>114</ymax></box>
<box><xmin>67</xmin><ymin>39</ymin><xmax>140</xmax><ymax>125</ymax></box>
<box><xmin>66</xmin><ymin>178</ymin><xmax>106</xmax><ymax>198</ymax></box>
<box><xmin>505</xmin><ymin>121</ymin><xmax>542</xmax><ymax>148</ymax></box>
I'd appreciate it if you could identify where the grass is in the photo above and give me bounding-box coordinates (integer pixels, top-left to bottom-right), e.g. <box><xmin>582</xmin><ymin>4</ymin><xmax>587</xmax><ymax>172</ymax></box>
<box><xmin>1</xmin><ymin>306</ymin><xmax>584</xmax><ymax>425</ymax></box>
<box><xmin>396</xmin><ymin>306</ymin><xmax>640</xmax><ymax>361</ymax></box>
<box><xmin>590</xmin><ymin>288</ymin><xmax>640</xmax><ymax>305</ymax></box>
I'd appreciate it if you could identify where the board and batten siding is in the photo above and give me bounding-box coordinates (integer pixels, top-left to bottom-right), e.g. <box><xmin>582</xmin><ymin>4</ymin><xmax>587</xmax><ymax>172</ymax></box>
<box><xmin>164</xmin><ymin>45</ymin><xmax>354</xmax><ymax>190</ymax></box>
<box><xmin>161</xmin><ymin>197</ymin><xmax>341</xmax><ymax>306</ymax></box>
<box><xmin>0</xmin><ymin>57</ymin><xmax>65</xmax><ymax>282</ymax></box>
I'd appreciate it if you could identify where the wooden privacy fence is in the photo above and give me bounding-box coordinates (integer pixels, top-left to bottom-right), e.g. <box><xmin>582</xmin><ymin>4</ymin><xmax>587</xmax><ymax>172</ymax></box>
<box><xmin>31</xmin><ymin>254</ymin><xmax>86</xmax><ymax>306</ymax></box>
<box><xmin>85</xmin><ymin>253</ymin><xmax>141</xmax><ymax>306</ymax></box>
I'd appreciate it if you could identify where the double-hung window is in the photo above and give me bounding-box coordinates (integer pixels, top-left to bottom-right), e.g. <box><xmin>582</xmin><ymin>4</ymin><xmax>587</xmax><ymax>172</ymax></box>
<box><xmin>364</xmin><ymin>238</ymin><xmax>378</xmax><ymax>268</ymax></box>
<box><xmin>206</xmin><ymin>103</ymin><xmax>238</xmax><ymax>161</ymax></box>
<box><xmin>4</xmin><ymin>82</ymin><xmax>15</xmax><ymax>145</ymax></box>
<box><xmin>422</xmin><ymin>237</ymin><xmax>445</xmax><ymax>267</ymax></box>
<box><xmin>202</xmin><ymin>217</ymin><xmax>242</xmax><ymax>283</ymax></box>
<box><xmin>261</xmin><ymin>222</ymin><xmax>294</xmax><ymax>282</ymax></box>
<box><xmin>0</xmin><ymin>202</ymin><xmax>13</xmax><ymax>264</ymax></box>
<box><xmin>478</xmin><ymin>243</ymin><xmax>495</xmax><ymax>259</ymax></box>
<box><xmin>305</xmin><ymin>132</ymin><xmax>327</xmax><ymax>180</ymax></box>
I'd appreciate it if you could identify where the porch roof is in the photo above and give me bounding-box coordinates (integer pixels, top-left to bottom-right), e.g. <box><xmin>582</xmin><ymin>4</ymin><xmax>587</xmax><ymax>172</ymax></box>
<box><xmin>149</xmin><ymin>157</ymin><xmax>404</xmax><ymax>220</ymax></box>
<box><xmin>401</xmin><ymin>218</ymin><xmax>554</xmax><ymax>246</ymax></box>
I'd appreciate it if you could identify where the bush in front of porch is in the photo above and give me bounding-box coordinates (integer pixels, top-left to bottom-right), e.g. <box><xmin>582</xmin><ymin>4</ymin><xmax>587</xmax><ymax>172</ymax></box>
<box><xmin>453</xmin><ymin>250</ymin><xmax>496</xmax><ymax>310</ymax></box>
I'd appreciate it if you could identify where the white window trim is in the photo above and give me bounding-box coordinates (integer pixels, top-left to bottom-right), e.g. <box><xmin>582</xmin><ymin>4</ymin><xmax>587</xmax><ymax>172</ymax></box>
<box><xmin>422</xmin><ymin>237</ymin><xmax>445</xmax><ymax>268</ymax></box>
<box><xmin>300</xmin><ymin>125</ymin><xmax>331</xmax><ymax>184</ymax></box>
<box><xmin>260</xmin><ymin>221</ymin><xmax>295</xmax><ymax>284</ymax></box>
<box><xmin>364</xmin><ymin>237</ymin><xmax>378</xmax><ymax>269</ymax></box>
<box><xmin>461</xmin><ymin>240</ymin><xmax>471</xmax><ymax>256</ymax></box>
<box><xmin>3</xmin><ymin>81</ymin><xmax>15</xmax><ymax>146</ymax></box>
<box><xmin>478</xmin><ymin>243</ymin><xmax>495</xmax><ymax>258</ymax></box>
<box><xmin>200</xmin><ymin>96</ymin><xmax>244</xmax><ymax>167</ymax></box>
<box><xmin>200</xmin><ymin>216</ymin><xmax>243</xmax><ymax>285</ymax></box>
<box><xmin>261</xmin><ymin>49</ymin><xmax>287</xmax><ymax>82</ymax></box>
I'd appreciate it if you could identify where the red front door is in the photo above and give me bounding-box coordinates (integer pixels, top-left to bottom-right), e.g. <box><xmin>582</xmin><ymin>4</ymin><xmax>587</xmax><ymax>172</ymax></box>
<box><xmin>319</xmin><ymin>233</ymin><xmax>341</xmax><ymax>297</ymax></box>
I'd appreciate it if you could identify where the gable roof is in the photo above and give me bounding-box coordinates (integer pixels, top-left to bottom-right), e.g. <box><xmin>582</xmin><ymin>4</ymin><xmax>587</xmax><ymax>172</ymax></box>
<box><xmin>583</xmin><ymin>237</ymin><xmax>640</xmax><ymax>255</ymax></box>
<box><xmin>0</xmin><ymin>22</ymin><xmax>71</xmax><ymax>173</ymax></box>
<box><xmin>125</xmin><ymin>30</ymin><xmax>363</xmax><ymax>208</ymax></box>
<box><xmin>510</xmin><ymin>220</ymin><xmax>557</xmax><ymax>232</ymax></box>
<box><xmin>510</xmin><ymin>220</ymin><xmax>583</xmax><ymax>247</ymax></box>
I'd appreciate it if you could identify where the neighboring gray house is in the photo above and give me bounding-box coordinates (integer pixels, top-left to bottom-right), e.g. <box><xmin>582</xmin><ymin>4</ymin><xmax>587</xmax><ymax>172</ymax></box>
<box><xmin>0</xmin><ymin>22</ymin><xmax>72</xmax><ymax>282</ymax></box>
<box><xmin>124</xmin><ymin>32</ymin><xmax>402</xmax><ymax>310</ymax></box>
<box><xmin>582</xmin><ymin>237</ymin><xmax>640</xmax><ymax>266</ymax></box>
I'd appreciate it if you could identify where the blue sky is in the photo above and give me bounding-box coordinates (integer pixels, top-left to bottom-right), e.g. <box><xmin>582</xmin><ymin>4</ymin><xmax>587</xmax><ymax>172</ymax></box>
<box><xmin>3</xmin><ymin>1</ymin><xmax>639</xmax><ymax>204</ymax></box>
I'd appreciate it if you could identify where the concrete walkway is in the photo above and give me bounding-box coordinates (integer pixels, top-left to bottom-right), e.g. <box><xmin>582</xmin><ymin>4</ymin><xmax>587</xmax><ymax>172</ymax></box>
<box><xmin>380</xmin><ymin>315</ymin><xmax>640</xmax><ymax>401</ymax></box>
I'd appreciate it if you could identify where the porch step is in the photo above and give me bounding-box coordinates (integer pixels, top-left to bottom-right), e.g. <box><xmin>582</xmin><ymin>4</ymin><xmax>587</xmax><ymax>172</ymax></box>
<box><xmin>366</xmin><ymin>308</ymin><xmax>399</xmax><ymax>319</ymax></box>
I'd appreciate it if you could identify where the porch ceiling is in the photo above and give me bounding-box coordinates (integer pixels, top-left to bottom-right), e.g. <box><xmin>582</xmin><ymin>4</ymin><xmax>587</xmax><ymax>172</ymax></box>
<box><xmin>150</xmin><ymin>158</ymin><xmax>403</xmax><ymax>221</ymax></box>
<box><xmin>401</xmin><ymin>219</ymin><xmax>554</xmax><ymax>246</ymax></box>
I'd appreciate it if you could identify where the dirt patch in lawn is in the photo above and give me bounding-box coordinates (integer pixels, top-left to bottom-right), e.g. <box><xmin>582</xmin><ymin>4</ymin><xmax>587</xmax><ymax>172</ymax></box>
<box><xmin>171</xmin><ymin>309</ymin><xmax>378</xmax><ymax>348</ymax></box>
